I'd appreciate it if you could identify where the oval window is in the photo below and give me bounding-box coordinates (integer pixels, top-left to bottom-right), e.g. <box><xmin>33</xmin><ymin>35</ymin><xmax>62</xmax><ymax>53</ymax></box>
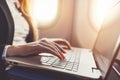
<box><xmin>31</xmin><ymin>0</ymin><xmax>59</xmax><ymax>27</ymax></box>
<box><xmin>89</xmin><ymin>0</ymin><xmax>115</xmax><ymax>31</ymax></box>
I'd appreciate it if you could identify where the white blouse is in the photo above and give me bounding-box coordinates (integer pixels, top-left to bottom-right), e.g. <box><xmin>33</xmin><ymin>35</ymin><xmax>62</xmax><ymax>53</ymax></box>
<box><xmin>6</xmin><ymin>0</ymin><xmax>29</xmax><ymax>45</ymax></box>
<box><xmin>2</xmin><ymin>0</ymin><xmax>30</xmax><ymax>58</ymax></box>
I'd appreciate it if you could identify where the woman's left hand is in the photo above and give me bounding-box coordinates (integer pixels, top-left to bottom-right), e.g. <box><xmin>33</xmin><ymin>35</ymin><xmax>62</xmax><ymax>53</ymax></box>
<box><xmin>40</xmin><ymin>38</ymin><xmax>72</xmax><ymax>50</ymax></box>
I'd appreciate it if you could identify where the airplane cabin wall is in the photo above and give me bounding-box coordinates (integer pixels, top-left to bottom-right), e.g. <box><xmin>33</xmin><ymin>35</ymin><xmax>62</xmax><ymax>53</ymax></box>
<box><xmin>71</xmin><ymin>0</ymin><xmax>98</xmax><ymax>49</ymax></box>
<box><xmin>37</xmin><ymin>0</ymin><xmax>120</xmax><ymax>51</ymax></box>
<box><xmin>71</xmin><ymin>0</ymin><xmax>120</xmax><ymax>50</ymax></box>
<box><xmin>38</xmin><ymin>0</ymin><xmax>75</xmax><ymax>43</ymax></box>
<box><xmin>37</xmin><ymin>0</ymin><xmax>98</xmax><ymax>49</ymax></box>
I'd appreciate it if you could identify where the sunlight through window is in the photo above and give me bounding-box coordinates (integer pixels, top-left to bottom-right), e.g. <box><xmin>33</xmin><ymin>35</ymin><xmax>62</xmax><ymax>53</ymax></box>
<box><xmin>91</xmin><ymin>0</ymin><xmax>117</xmax><ymax>30</ymax></box>
<box><xmin>31</xmin><ymin>0</ymin><xmax>58</xmax><ymax>26</ymax></box>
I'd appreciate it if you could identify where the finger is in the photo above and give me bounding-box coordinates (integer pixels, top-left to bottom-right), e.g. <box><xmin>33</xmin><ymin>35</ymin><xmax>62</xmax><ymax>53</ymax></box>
<box><xmin>42</xmin><ymin>40</ymin><xmax>66</xmax><ymax>59</ymax></box>
<box><xmin>39</xmin><ymin>42</ymin><xmax>65</xmax><ymax>60</ymax></box>
<box><xmin>47</xmin><ymin>41</ymin><xmax>66</xmax><ymax>59</ymax></box>
<box><xmin>38</xmin><ymin>44</ymin><xmax>64</xmax><ymax>60</ymax></box>
<box><xmin>39</xmin><ymin>41</ymin><xmax>59</xmax><ymax>53</ymax></box>
<box><xmin>43</xmin><ymin>38</ymin><xmax>72</xmax><ymax>50</ymax></box>
<box><xmin>41</xmin><ymin>39</ymin><xmax>65</xmax><ymax>54</ymax></box>
<box><xmin>54</xmin><ymin>40</ymin><xmax>72</xmax><ymax>50</ymax></box>
<box><xmin>51</xmin><ymin>41</ymin><xmax>67</xmax><ymax>53</ymax></box>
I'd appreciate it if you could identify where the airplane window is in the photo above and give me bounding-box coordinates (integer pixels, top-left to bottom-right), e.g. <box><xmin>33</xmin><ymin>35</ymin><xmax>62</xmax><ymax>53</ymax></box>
<box><xmin>30</xmin><ymin>0</ymin><xmax>59</xmax><ymax>27</ymax></box>
<box><xmin>90</xmin><ymin>0</ymin><xmax>118</xmax><ymax>31</ymax></box>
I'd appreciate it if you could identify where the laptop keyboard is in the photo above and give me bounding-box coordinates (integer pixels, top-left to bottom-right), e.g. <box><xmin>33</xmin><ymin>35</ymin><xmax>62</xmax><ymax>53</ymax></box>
<box><xmin>41</xmin><ymin>48</ymin><xmax>81</xmax><ymax>72</ymax></box>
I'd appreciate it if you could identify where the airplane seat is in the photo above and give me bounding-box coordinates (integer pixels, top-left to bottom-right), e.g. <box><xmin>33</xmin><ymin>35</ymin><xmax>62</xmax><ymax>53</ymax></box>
<box><xmin>0</xmin><ymin>0</ymin><xmax>14</xmax><ymax>45</ymax></box>
<box><xmin>0</xmin><ymin>0</ymin><xmax>14</xmax><ymax>79</ymax></box>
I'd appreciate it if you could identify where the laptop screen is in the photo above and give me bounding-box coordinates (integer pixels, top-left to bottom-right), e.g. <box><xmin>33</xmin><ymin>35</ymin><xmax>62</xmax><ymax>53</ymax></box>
<box><xmin>93</xmin><ymin>3</ymin><xmax>120</xmax><ymax>79</ymax></box>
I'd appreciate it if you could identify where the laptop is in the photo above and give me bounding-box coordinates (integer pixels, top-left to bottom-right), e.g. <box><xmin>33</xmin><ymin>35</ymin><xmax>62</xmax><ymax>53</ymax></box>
<box><xmin>6</xmin><ymin>3</ymin><xmax>120</xmax><ymax>80</ymax></box>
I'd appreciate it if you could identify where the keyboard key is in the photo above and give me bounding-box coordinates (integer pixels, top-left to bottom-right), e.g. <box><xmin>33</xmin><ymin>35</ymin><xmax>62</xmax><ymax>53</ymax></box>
<box><xmin>52</xmin><ymin>60</ymin><xmax>67</xmax><ymax>69</ymax></box>
<box><xmin>72</xmin><ymin>63</ymin><xmax>79</xmax><ymax>72</ymax></box>
<box><xmin>65</xmin><ymin>62</ymin><xmax>74</xmax><ymax>71</ymax></box>
<box><xmin>41</xmin><ymin>57</ymin><xmax>51</xmax><ymax>63</ymax></box>
<box><xmin>46</xmin><ymin>57</ymin><xmax>57</xmax><ymax>65</ymax></box>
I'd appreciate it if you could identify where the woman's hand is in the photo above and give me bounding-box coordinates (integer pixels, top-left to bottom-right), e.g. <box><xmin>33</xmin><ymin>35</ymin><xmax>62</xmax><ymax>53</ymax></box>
<box><xmin>40</xmin><ymin>38</ymin><xmax>72</xmax><ymax>50</ymax></box>
<box><xmin>7</xmin><ymin>38</ymin><xmax>72</xmax><ymax>60</ymax></box>
<box><xmin>37</xmin><ymin>38</ymin><xmax>72</xmax><ymax>60</ymax></box>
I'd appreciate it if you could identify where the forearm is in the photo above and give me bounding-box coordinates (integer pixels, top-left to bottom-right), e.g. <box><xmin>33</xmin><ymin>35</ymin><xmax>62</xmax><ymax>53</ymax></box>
<box><xmin>6</xmin><ymin>42</ymin><xmax>40</xmax><ymax>57</ymax></box>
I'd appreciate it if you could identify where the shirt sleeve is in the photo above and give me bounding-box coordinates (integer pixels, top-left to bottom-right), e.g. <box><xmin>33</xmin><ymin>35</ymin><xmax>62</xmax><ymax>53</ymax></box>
<box><xmin>2</xmin><ymin>45</ymin><xmax>11</xmax><ymax>59</ymax></box>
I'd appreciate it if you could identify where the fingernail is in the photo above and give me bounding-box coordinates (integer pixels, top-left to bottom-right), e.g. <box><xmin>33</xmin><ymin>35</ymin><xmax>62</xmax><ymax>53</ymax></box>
<box><xmin>63</xmin><ymin>50</ymin><xmax>67</xmax><ymax>53</ymax></box>
<box><xmin>58</xmin><ymin>53</ymin><xmax>63</xmax><ymax>60</ymax></box>
<box><xmin>59</xmin><ymin>53</ymin><xmax>65</xmax><ymax>60</ymax></box>
<box><xmin>70</xmin><ymin>46</ymin><xmax>72</xmax><ymax>50</ymax></box>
